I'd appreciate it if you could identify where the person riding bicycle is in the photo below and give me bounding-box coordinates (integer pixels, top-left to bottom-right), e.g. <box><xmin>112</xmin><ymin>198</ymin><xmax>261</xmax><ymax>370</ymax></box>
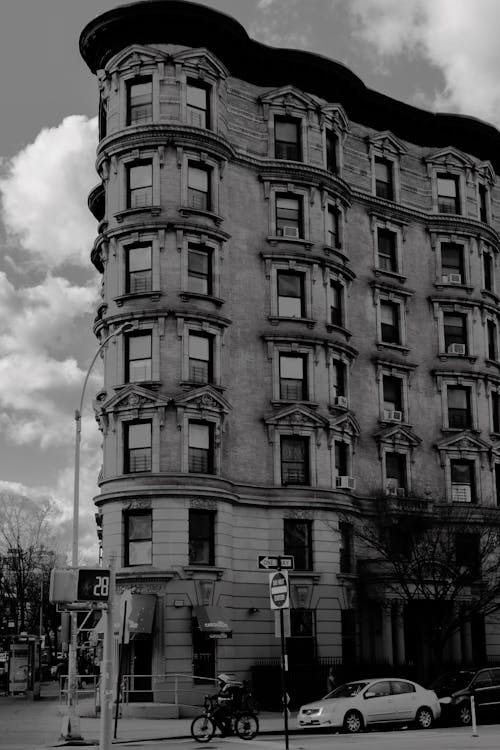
<box><xmin>212</xmin><ymin>673</ymin><xmax>243</xmax><ymax>736</ymax></box>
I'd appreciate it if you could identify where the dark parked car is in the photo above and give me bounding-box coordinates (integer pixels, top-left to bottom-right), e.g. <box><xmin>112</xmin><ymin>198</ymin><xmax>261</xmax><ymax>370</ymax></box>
<box><xmin>431</xmin><ymin>668</ymin><xmax>500</xmax><ymax>725</ymax></box>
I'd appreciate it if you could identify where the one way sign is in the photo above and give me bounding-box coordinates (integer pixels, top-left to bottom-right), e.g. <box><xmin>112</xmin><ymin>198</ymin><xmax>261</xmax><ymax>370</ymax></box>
<box><xmin>258</xmin><ymin>555</ymin><xmax>294</xmax><ymax>570</ymax></box>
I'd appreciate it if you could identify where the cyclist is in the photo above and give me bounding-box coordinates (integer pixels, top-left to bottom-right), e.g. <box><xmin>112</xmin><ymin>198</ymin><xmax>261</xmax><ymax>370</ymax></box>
<box><xmin>212</xmin><ymin>673</ymin><xmax>243</xmax><ymax>735</ymax></box>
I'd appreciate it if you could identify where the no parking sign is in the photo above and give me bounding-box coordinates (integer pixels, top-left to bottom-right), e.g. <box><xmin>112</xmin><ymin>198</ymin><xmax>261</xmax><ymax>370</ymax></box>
<box><xmin>269</xmin><ymin>570</ymin><xmax>289</xmax><ymax>610</ymax></box>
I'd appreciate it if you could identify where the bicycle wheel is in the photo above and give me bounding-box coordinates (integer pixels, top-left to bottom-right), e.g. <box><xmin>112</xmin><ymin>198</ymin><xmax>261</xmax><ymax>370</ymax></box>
<box><xmin>191</xmin><ymin>715</ymin><xmax>216</xmax><ymax>742</ymax></box>
<box><xmin>235</xmin><ymin>713</ymin><xmax>259</xmax><ymax>740</ymax></box>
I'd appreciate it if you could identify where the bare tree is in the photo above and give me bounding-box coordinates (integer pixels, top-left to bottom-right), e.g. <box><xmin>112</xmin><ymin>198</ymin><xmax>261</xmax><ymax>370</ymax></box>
<box><xmin>341</xmin><ymin>501</ymin><xmax>500</xmax><ymax>663</ymax></box>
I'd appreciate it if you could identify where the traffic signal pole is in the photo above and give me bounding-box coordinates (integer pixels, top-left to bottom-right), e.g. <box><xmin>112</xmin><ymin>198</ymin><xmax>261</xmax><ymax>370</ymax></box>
<box><xmin>279</xmin><ymin>606</ymin><xmax>289</xmax><ymax>750</ymax></box>
<box><xmin>100</xmin><ymin>556</ymin><xmax>116</xmax><ymax>750</ymax></box>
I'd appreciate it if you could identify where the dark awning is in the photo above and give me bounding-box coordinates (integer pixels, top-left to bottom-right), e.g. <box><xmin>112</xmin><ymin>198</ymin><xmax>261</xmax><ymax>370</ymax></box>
<box><xmin>194</xmin><ymin>605</ymin><xmax>232</xmax><ymax>637</ymax></box>
<box><xmin>126</xmin><ymin>594</ymin><xmax>156</xmax><ymax>640</ymax></box>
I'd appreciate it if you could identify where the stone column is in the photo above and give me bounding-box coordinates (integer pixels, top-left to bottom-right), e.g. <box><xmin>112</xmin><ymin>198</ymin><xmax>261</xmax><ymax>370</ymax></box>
<box><xmin>394</xmin><ymin>601</ymin><xmax>406</xmax><ymax>665</ymax></box>
<box><xmin>381</xmin><ymin>603</ymin><xmax>394</xmax><ymax>665</ymax></box>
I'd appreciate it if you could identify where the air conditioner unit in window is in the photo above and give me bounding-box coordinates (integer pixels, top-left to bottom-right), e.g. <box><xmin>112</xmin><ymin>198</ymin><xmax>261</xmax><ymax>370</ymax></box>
<box><xmin>386</xmin><ymin>485</ymin><xmax>397</xmax><ymax>496</ymax></box>
<box><xmin>336</xmin><ymin>476</ymin><xmax>355</xmax><ymax>490</ymax></box>
<box><xmin>281</xmin><ymin>226</ymin><xmax>299</xmax><ymax>238</ymax></box>
<box><xmin>383</xmin><ymin>409</ymin><xmax>402</xmax><ymax>422</ymax></box>
<box><xmin>396</xmin><ymin>487</ymin><xmax>407</xmax><ymax>497</ymax></box>
<box><xmin>448</xmin><ymin>273</ymin><xmax>462</xmax><ymax>284</ymax></box>
<box><xmin>452</xmin><ymin>484</ymin><xmax>471</xmax><ymax>503</ymax></box>
<box><xmin>448</xmin><ymin>343</ymin><xmax>466</xmax><ymax>355</ymax></box>
<box><xmin>335</xmin><ymin>396</ymin><xmax>348</xmax><ymax>408</ymax></box>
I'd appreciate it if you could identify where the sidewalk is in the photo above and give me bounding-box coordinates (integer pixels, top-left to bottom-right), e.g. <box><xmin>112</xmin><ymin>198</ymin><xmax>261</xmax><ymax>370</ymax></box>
<box><xmin>0</xmin><ymin>682</ymin><xmax>288</xmax><ymax>748</ymax></box>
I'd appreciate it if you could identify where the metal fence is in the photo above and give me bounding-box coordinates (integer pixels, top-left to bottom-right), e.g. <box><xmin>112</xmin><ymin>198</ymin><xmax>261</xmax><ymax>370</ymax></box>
<box><xmin>121</xmin><ymin>673</ymin><xmax>217</xmax><ymax>705</ymax></box>
<box><xmin>58</xmin><ymin>674</ymin><xmax>100</xmax><ymax>715</ymax></box>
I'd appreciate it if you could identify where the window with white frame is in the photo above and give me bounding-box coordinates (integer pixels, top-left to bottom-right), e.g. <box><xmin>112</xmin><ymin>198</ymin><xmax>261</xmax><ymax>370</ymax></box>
<box><xmin>279</xmin><ymin>353</ymin><xmax>308</xmax><ymax>401</ymax></box>
<box><xmin>443</xmin><ymin>312</ymin><xmax>468</xmax><ymax>354</ymax></box>
<box><xmin>483</xmin><ymin>249</ymin><xmax>494</xmax><ymax>293</ymax></box>
<box><xmin>124</xmin><ymin>421</ymin><xmax>152</xmax><ymax>473</ymax></box>
<box><xmin>447</xmin><ymin>385</ymin><xmax>472</xmax><ymax>429</ymax></box>
<box><xmin>441</xmin><ymin>242</ymin><xmax>465</xmax><ymax>284</ymax></box>
<box><xmin>334</xmin><ymin>440</ymin><xmax>350</xmax><ymax>478</ymax></box>
<box><xmin>188</xmin><ymin>421</ymin><xmax>214</xmax><ymax>474</ymax></box>
<box><xmin>329</xmin><ymin>280</ymin><xmax>345</xmax><ymax>328</ymax></box>
<box><xmin>186</xmin><ymin>79</ymin><xmax>210</xmax><ymax>129</ymax></box>
<box><xmin>437</xmin><ymin>174</ymin><xmax>461</xmax><ymax>214</ymax></box>
<box><xmin>331</xmin><ymin>358</ymin><xmax>347</xmax><ymax>403</ymax></box>
<box><xmin>126</xmin><ymin>77</ymin><xmax>153</xmax><ymax>126</ymax></box>
<box><xmin>277</xmin><ymin>270</ymin><xmax>305</xmax><ymax>317</ymax></box>
<box><xmin>325</xmin><ymin>129</ymin><xmax>338</xmax><ymax>174</ymax></box>
<box><xmin>189</xmin><ymin>508</ymin><xmax>215</xmax><ymax>565</ymax></box>
<box><xmin>478</xmin><ymin>183</ymin><xmax>489</xmax><ymax>223</ymax></box>
<box><xmin>382</xmin><ymin>375</ymin><xmax>403</xmax><ymax>421</ymax></box>
<box><xmin>487</xmin><ymin>319</ymin><xmax>498</xmax><ymax>361</ymax></box>
<box><xmin>124</xmin><ymin>510</ymin><xmax>152</xmax><ymax>566</ymax></box>
<box><xmin>280</xmin><ymin>435</ymin><xmax>310</xmax><ymax>485</ymax></box>
<box><xmin>275</xmin><ymin>194</ymin><xmax>303</xmax><ymax>238</ymax></box>
<box><xmin>450</xmin><ymin>459</ymin><xmax>475</xmax><ymax>502</ymax></box>
<box><xmin>491</xmin><ymin>390</ymin><xmax>500</xmax><ymax>433</ymax></box>
<box><xmin>188</xmin><ymin>332</ymin><xmax>213</xmax><ymax>384</ymax></box>
<box><xmin>125</xmin><ymin>332</ymin><xmax>152</xmax><ymax>383</ymax></box>
<box><xmin>380</xmin><ymin>300</ymin><xmax>401</xmax><ymax>345</ymax></box>
<box><xmin>374</xmin><ymin>157</ymin><xmax>394</xmax><ymax>200</ymax></box>
<box><xmin>188</xmin><ymin>163</ymin><xmax>211</xmax><ymax>211</ymax></box>
<box><xmin>274</xmin><ymin>117</ymin><xmax>301</xmax><ymax>161</ymax></box>
<box><xmin>126</xmin><ymin>244</ymin><xmax>152</xmax><ymax>294</ymax></box>
<box><xmin>188</xmin><ymin>244</ymin><xmax>213</xmax><ymax>296</ymax></box>
<box><xmin>326</xmin><ymin>205</ymin><xmax>340</xmax><ymax>249</ymax></box>
<box><xmin>284</xmin><ymin>519</ymin><xmax>312</xmax><ymax>570</ymax></box>
<box><xmin>377</xmin><ymin>228</ymin><xmax>398</xmax><ymax>273</ymax></box>
<box><xmin>385</xmin><ymin>452</ymin><xmax>407</xmax><ymax>492</ymax></box>
<box><xmin>127</xmin><ymin>161</ymin><xmax>152</xmax><ymax>208</ymax></box>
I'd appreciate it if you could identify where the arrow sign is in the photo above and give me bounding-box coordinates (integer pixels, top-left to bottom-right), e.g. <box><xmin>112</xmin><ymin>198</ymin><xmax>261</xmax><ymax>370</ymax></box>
<box><xmin>269</xmin><ymin>570</ymin><xmax>289</xmax><ymax>610</ymax></box>
<box><xmin>258</xmin><ymin>555</ymin><xmax>295</xmax><ymax>570</ymax></box>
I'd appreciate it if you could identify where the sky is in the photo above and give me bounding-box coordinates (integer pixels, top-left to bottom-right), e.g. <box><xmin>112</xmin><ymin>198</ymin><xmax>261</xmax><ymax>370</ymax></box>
<box><xmin>1</xmin><ymin>0</ymin><xmax>500</xmax><ymax>563</ymax></box>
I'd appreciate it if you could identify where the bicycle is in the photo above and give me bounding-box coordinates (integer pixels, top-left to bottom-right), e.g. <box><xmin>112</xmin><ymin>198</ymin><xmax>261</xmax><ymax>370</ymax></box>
<box><xmin>191</xmin><ymin>694</ymin><xmax>259</xmax><ymax>742</ymax></box>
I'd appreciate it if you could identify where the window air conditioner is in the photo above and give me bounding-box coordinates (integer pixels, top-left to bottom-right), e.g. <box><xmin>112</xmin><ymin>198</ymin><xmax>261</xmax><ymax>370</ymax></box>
<box><xmin>448</xmin><ymin>343</ymin><xmax>466</xmax><ymax>355</ymax></box>
<box><xmin>396</xmin><ymin>487</ymin><xmax>407</xmax><ymax>497</ymax></box>
<box><xmin>335</xmin><ymin>396</ymin><xmax>348</xmax><ymax>408</ymax></box>
<box><xmin>385</xmin><ymin>483</ymin><xmax>397</xmax><ymax>496</ymax></box>
<box><xmin>452</xmin><ymin>484</ymin><xmax>471</xmax><ymax>503</ymax></box>
<box><xmin>448</xmin><ymin>273</ymin><xmax>462</xmax><ymax>284</ymax></box>
<box><xmin>336</xmin><ymin>476</ymin><xmax>356</xmax><ymax>490</ymax></box>
<box><xmin>281</xmin><ymin>226</ymin><xmax>299</xmax><ymax>238</ymax></box>
<box><xmin>383</xmin><ymin>409</ymin><xmax>402</xmax><ymax>422</ymax></box>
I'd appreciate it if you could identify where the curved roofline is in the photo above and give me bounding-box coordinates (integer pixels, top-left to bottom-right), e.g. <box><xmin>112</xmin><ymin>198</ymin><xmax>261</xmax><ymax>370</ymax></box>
<box><xmin>79</xmin><ymin>0</ymin><xmax>500</xmax><ymax>171</ymax></box>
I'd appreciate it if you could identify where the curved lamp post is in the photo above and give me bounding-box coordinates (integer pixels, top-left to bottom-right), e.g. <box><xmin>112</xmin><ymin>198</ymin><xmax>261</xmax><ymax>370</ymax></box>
<box><xmin>62</xmin><ymin>321</ymin><xmax>132</xmax><ymax>741</ymax></box>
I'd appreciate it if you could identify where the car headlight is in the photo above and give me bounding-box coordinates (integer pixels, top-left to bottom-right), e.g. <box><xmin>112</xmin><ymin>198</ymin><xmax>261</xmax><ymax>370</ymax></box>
<box><xmin>302</xmin><ymin>708</ymin><xmax>322</xmax><ymax>716</ymax></box>
<box><xmin>439</xmin><ymin>697</ymin><xmax>452</xmax><ymax>705</ymax></box>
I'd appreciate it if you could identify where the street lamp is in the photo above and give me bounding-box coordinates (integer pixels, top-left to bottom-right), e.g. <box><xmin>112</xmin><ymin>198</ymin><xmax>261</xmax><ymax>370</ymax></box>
<box><xmin>62</xmin><ymin>321</ymin><xmax>132</xmax><ymax>741</ymax></box>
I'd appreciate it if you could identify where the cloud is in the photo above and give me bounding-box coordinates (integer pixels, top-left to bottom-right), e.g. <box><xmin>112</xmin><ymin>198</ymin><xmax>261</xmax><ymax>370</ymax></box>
<box><xmin>250</xmin><ymin>0</ymin><xmax>312</xmax><ymax>50</ymax></box>
<box><xmin>0</xmin><ymin>115</ymin><xmax>99</xmax><ymax>269</ymax></box>
<box><xmin>349</xmin><ymin>0</ymin><xmax>500</xmax><ymax>126</ymax></box>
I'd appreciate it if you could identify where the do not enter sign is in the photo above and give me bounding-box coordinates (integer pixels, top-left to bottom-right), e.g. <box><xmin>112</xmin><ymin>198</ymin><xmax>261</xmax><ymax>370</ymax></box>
<box><xmin>269</xmin><ymin>570</ymin><xmax>289</xmax><ymax>610</ymax></box>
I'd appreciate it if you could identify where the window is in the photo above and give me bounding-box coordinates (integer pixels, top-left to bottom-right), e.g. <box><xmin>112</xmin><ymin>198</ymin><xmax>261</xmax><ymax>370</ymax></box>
<box><xmin>127</xmin><ymin>77</ymin><xmax>152</xmax><ymax>125</ymax></box>
<box><xmin>327</xmin><ymin>206</ymin><xmax>340</xmax><ymax>249</ymax></box>
<box><xmin>126</xmin><ymin>332</ymin><xmax>152</xmax><ymax>382</ymax></box>
<box><xmin>188</xmin><ymin>245</ymin><xmax>212</xmax><ymax>295</ymax></box>
<box><xmin>383</xmin><ymin>376</ymin><xmax>402</xmax><ymax>415</ymax></box>
<box><xmin>380</xmin><ymin>301</ymin><xmax>400</xmax><ymax>344</ymax></box>
<box><xmin>335</xmin><ymin>441</ymin><xmax>349</xmax><ymax>477</ymax></box>
<box><xmin>441</xmin><ymin>243</ymin><xmax>464</xmax><ymax>282</ymax></box>
<box><xmin>284</xmin><ymin>519</ymin><xmax>312</xmax><ymax>570</ymax></box>
<box><xmin>125</xmin><ymin>511</ymin><xmax>152</xmax><ymax>566</ymax></box>
<box><xmin>332</xmin><ymin>360</ymin><xmax>346</xmax><ymax>400</ymax></box>
<box><xmin>483</xmin><ymin>251</ymin><xmax>494</xmax><ymax>292</ymax></box>
<box><xmin>455</xmin><ymin>533</ymin><xmax>480</xmax><ymax>578</ymax></box>
<box><xmin>488</xmin><ymin>320</ymin><xmax>498</xmax><ymax>361</ymax></box>
<box><xmin>99</xmin><ymin>97</ymin><xmax>107</xmax><ymax>139</ymax></box>
<box><xmin>444</xmin><ymin>313</ymin><xmax>467</xmax><ymax>353</ymax></box>
<box><xmin>386</xmin><ymin>452</ymin><xmax>406</xmax><ymax>490</ymax></box>
<box><xmin>127</xmin><ymin>162</ymin><xmax>153</xmax><ymax>208</ymax></box>
<box><xmin>275</xmin><ymin>118</ymin><xmax>301</xmax><ymax>161</ymax></box>
<box><xmin>326</xmin><ymin>130</ymin><xmax>337</xmax><ymax>173</ymax></box>
<box><xmin>479</xmin><ymin>183</ymin><xmax>488</xmax><ymax>223</ymax></box>
<box><xmin>187</xmin><ymin>80</ymin><xmax>209</xmax><ymax>128</ymax></box>
<box><xmin>287</xmin><ymin>609</ymin><xmax>316</xmax><ymax>664</ymax></box>
<box><xmin>277</xmin><ymin>270</ymin><xmax>305</xmax><ymax>317</ymax></box>
<box><xmin>125</xmin><ymin>421</ymin><xmax>152</xmax><ymax>473</ymax></box>
<box><xmin>276</xmin><ymin>194</ymin><xmax>302</xmax><ymax>238</ymax></box>
<box><xmin>329</xmin><ymin>281</ymin><xmax>344</xmax><ymax>327</ymax></box>
<box><xmin>189</xmin><ymin>509</ymin><xmax>214</xmax><ymax>565</ymax></box>
<box><xmin>188</xmin><ymin>333</ymin><xmax>213</xmax><ymax>384</ymax></box>
<box><xmin>495</xmin><ymin>464</ymin><xmax>500</xmax><ymax>506</ymax></box>
<box><xmin>437</xmin><ymin>174</ymin><xmax>460</xmax><ymax>214</ymax></box>
<box><xmin>339</xmin><ymin>522</ymin><xmax>354</xmax><ymax>574</ymax></box>
<box><xmin>188</xmin><ymin>422</ymin><xmax>214</xmax><ymax>474</ymax></box>
<box><xmin>451</xmin><ymin>459</ymin><xmax>475</xmax><ymax>502</ymax></box>
<box><xmin>374</xmin><ymin>157</ymin><xmax>394</xmax><ymax>200</ymax></box>
<box><xmin>492</xmin><ymin>391</ymin><xmax>500</xmax><ymax>433</ymax></box>
<box><xmin>127</xmin><ymin>244</ymin><xmax>152</xmax><ymax>294</ymax></box>
<box><xmin>447</xmin><ymin>386</ymin><xmax>471</xmax><ymax>429</ymax></box>
<box><xmin>279</xmin><ymin>354</ymin><xmax>307</xmax><ymax>400</ymax></box>
<box><xmin>188</xmin><ymin>164</ymin><xmax>211</xmax><ymax>211</ymax></box>
<box><xmin>281</xmin><ymin>436</ymin><xmax>309</xmax><ymax>485</ymax></box>
<box><xmin>377</xmin><ymin>228</ymin><xmax>397</xmax><ymax>272</ymax></box>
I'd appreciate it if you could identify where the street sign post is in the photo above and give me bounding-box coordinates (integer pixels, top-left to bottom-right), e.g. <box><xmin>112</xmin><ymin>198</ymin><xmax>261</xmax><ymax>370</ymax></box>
<box><xmin>265</xmin><ymin>566</ymin><xmax>290</xmax><ymax>750</ymax></box>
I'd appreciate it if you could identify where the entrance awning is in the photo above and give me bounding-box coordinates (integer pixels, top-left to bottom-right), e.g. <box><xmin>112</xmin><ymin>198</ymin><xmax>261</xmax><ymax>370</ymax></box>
<box><xmin>194</xmin><ymin>605</ymin><xmax>232</xmax><ymax>638</ymax></box>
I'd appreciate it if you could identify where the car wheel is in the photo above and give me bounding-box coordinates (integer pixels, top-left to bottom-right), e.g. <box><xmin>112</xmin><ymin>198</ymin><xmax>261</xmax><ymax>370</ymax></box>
<box><xmin>343</xmin><ymin>709</ymin><xmax>364</xmax><ymax>734</ymax></box>
<box><xmin>415</xmin><ymin>707</ymin><xmax>433</xmax><ymax>729</ymax></box>
<box><xmin>457</xmin><ymin>702</ymin><xmax>472</xmax><ymax>726</ymax></box>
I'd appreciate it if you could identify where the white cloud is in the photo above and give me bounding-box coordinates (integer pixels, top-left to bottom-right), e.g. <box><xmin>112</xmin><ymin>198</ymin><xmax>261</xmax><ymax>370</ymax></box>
<box><xmin>349</xmin><ymin>0</ymin><xmax>500</xmax><ymax>126</ymax></box>
<box><xmin>251</xmin><ymin>0</ymin><xmax>311</xmax><ymax>50</ymax></box>
<box><xmin>0</xmin><ymin>115</ymin><xmax>98</xmax><ymax>269</ymax></box>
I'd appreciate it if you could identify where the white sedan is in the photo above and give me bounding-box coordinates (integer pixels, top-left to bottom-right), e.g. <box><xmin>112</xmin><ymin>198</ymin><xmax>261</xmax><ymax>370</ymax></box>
<box><xmin>297</xmin><ymin>678</ymin><xmax>441</xmax><ymax>733</ymax></box>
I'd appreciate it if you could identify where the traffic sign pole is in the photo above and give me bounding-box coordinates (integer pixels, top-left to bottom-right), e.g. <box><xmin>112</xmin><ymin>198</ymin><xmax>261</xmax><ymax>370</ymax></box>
<box><xmin>279</xmin><ymin>606</ymin><xmax>289</xmax><ymax>750</ymax></box>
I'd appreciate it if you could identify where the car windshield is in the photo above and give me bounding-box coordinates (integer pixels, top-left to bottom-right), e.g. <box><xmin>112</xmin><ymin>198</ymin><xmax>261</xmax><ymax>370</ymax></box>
<box><xmin>324</xmin><ymin>681</ymin><xmax>369</xmax><ymax>699</ymax></box>
<box><xmin>431</xmin><ymin>671</ymin><xmax>475</xmax><ymax>694</ymax></box>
